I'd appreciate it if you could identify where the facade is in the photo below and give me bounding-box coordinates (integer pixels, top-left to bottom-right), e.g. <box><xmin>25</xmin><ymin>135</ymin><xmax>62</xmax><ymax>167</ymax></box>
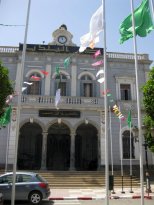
<box><xmin>0</xmin><ymin>25</ymin><xmax>154</xmax><ymax>171</ymax></box>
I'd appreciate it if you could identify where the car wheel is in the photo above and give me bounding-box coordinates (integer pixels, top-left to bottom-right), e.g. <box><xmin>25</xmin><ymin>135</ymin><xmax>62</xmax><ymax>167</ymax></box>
<box><xmin>28</xmin><ymin>191</ymin><xmax>42</xmax><ymax>204</ymax></box>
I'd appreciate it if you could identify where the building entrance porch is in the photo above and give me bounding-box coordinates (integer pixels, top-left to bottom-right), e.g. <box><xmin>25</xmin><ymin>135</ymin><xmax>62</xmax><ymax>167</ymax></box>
<box><xmin>17</xmin><ymin>121</ymin><xmax>99</xmax><ymax>171</ymax></box>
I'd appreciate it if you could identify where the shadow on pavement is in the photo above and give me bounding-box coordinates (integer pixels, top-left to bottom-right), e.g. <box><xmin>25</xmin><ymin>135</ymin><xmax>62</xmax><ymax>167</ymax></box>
<box><xmin>4</xmin><ymin>200</ymin><xmax>54</xmax><ymax>205</ymax></box>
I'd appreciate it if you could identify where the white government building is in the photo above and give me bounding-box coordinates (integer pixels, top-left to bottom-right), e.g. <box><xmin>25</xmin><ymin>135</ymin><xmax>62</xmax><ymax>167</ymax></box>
<box><xmin>0</xmin><ymin>24</ymin><xmax>154</xmax><ymax>171</ymax></box>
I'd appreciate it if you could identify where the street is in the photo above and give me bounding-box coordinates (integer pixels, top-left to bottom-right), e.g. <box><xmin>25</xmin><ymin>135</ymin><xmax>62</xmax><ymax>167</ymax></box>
<box><xmin>3</xmin><ymin>199</ymin><xmax>154</xmax><ymax>205</ymax></box>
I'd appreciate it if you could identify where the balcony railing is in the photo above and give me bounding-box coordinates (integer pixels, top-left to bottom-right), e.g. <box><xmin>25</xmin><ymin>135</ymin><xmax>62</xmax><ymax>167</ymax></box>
<box><xmin>0</xmin><ymin>46</ymin><xmax>148</xmax><ymax>60</ymax></box>
<box><xmin>20</xmin><ymin>95</ymin><xmax>104</xmax><ymax>109</ymax></box>
<box><xmin>0</xmin><ymin>46</ymin><xmax>19</xmax><ymax>53</ymax></box>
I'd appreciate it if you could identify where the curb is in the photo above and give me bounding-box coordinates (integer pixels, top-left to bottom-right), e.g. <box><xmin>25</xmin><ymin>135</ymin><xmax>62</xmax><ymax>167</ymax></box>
<box><xmin>49</xmin><ymin>195</ymin><xmax>153</xmax><ymax>200</ymax></box>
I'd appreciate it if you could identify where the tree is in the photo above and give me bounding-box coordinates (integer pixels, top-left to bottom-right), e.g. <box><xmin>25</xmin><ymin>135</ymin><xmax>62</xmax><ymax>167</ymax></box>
<box><xmin>0</xmin><ymin>61</ymin><xmax>13</xmax><ymax>117</ymax></box>
<box><xmin>142</xmin><ymin>67</ymin><xmax>154</xmax><ymax>152</ymax></box>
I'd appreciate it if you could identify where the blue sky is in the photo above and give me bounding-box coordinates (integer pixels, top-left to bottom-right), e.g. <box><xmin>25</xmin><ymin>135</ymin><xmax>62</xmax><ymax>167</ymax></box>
<box><xmin>0</xmin><ymin>0</ymin><xmax>154</xmax><ymax>67</ymax></box>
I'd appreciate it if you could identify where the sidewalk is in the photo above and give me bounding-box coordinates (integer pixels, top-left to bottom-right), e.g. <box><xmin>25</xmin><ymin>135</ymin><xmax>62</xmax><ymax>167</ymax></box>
<box><xmin>49</xmin><ymin>185</ymin><xmax>154</xmax><ymax>200</ymax></box>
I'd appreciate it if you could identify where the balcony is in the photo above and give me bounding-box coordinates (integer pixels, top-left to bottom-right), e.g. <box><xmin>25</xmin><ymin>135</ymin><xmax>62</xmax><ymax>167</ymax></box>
<box><xmin>18</xmin><ymin>95</ymin><xmax>104</xmax><ymax>110</ymax></box>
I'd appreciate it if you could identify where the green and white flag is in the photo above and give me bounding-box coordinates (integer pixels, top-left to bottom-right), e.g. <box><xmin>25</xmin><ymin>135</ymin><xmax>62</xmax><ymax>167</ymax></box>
<box><xmin>0</xmin><ymin>106</ymin><xmax>12</xmax><ymax>127</ymax></box>
<box><xmin>64</xmin><ymin>57</ymin><xmax>71</xmax><ymax>69</ymax></box>
<box><xmin>119</xmin><ymin>0</ymin><xmax>154</xmax><ymax>44</ymax></box>
<box><xmin>55</xmin><ymin>66</ymin><xmax>60</xmax><ymax>77</ymax></box>
<box><xmin>127</xmin><ymin>110</ymin><xmax>132</xmax><ymax>128</ymax></box>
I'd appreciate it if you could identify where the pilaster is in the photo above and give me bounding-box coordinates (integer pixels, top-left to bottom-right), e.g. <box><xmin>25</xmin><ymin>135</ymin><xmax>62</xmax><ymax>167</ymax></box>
<box><xmin>70</xmin><ymin>129</ymin><xmax>76</xmax><ymax>170</ymax></box>
<box><xmin>41</xmin><ymin>132</ymin><xmax>48</xmax><ymax>169</ymax></box>
<box><xmin>44</xmin><ymin>64</ymin><xmax>51</xmax><ymax>95</ymax></box>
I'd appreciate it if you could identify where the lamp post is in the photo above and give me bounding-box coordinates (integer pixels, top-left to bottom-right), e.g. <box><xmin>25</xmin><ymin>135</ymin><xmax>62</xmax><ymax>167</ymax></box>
<box><xmin>132</xmin><ymin>125</ymin><xmax>154</xmax><ymax>193</ymax></box>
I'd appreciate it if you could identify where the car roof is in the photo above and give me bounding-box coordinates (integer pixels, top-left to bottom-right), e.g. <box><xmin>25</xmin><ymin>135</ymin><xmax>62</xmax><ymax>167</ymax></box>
<box><xmin>0</xmin><ymin>172</ymin><xmax>37</xmax><ymax>177</ymax></box>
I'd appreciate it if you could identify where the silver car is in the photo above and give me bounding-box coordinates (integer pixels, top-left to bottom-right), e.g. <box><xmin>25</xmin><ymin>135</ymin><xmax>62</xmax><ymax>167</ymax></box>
<box><xmin>0</xmin><ymin>172</ymin><xmax>50</xmax><ymax>204</ymax></box>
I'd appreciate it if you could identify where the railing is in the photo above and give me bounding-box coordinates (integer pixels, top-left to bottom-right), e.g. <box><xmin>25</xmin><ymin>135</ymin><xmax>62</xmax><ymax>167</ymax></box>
<box><xmin>20</xmin><ymin>95</ymin><xmax>104</xmax><ymax>108</ymax></box>
<box><xmin>0</xmin><ymin>46</ymin><xmax>19</xmax><ymax>53</ymax></box>
<box><xmin>0</xmin><ymin>46</ymin><xmax>149</xmax><ymax>60</ymax></box>
<box><xmin>107</xmin><ymin>52</ymin><xmax>148</xmax><ymax>60</ymax></box>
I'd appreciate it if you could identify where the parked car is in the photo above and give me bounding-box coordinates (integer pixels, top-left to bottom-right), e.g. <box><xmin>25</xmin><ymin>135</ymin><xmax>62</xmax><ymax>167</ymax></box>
<box><xmin>0</xmin><ymin>172</ymin><xmax>50</xmax><ymax>204</ymax></box>
<box><xmin>0</xmin><ymin>193</ymin><xmax>3</xmax><ymax>205</ymax></box>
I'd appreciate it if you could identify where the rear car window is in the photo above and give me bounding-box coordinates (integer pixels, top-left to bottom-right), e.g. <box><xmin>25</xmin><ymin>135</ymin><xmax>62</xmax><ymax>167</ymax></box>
<box><xmin>22</xmin><ymin>174</ymin><xmax>33</xmax><ymax>182</ymax></box>
<box><xmin>35</xmin><ymin>174</ymin><xmax>46</xmax><ymax>182</ymax></box>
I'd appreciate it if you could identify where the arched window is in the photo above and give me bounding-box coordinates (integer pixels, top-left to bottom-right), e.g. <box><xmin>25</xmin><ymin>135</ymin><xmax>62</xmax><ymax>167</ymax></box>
<box><xmin>27</xmin><ymin>73</ymin><xmax>41</xmax><ymax>95</ymax></box>
<box><xmin>122</xmin><ymin>130</ymin><xmax>135</xmax><ymax>159</ymax></box>
<box><xmin>80</xmin><ymin>75</ymin><xmax>93</xmax><ymax>97</ymax></box>
<box><xmin>55</xmin><ymin>74</ymin><xmax>67</xmax><ymax>96</ymax></box>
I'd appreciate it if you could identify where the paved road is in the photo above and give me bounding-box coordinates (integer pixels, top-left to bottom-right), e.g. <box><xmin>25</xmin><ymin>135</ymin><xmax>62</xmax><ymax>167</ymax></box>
<box><xmin>3</xmin><ymin>199</ymin><xmax>154</xmax><ymax>205</ymax></box>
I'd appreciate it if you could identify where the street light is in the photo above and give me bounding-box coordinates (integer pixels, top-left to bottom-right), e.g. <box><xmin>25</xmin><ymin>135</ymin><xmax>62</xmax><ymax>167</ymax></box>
<box><xmin>131</xmin><ymin>125</ymin><xmax>154</xmax><ymax>193</ymax></box>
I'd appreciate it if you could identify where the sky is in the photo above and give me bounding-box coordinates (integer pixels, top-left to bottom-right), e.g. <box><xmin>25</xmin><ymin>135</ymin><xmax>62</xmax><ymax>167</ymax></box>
<box><xmin>0</xmin><ymin>0</ymin><xmax>154</xmax><ymax>67</ymax></box>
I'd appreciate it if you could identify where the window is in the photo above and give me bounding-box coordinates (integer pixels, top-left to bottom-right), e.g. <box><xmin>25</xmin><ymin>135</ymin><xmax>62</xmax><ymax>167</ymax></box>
<box><xmin>120</xmin><ymin>84</ymin><xmax>131</xmax><ymax>100</ymax></box>
<box><xmin>122</xmin><ymin>130</ymin><xmax>135</xmax><ymax>159</ymax></box>
<box><xmin>27</xmin><ymin>73</ymin><xmax>41</xmax><ymax>95</ymax></box>
<box><xmin>0</xmin><ymin>175</ymin><xmax>12</xmax><ymax>184</ymax></box>
<box><xmin>81</xmin><ymin>75</ymin><xmax>93</xmax><ymax>97</ymax></box>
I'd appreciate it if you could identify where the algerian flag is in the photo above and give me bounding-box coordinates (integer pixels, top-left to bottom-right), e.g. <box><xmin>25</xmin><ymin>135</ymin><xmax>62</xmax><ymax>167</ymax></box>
<box><xmin>55</xmin><ymin>89</ymin><xmax>61</xmax><ymax>107</ymax></box>
<box><xmin>0</xmin><ymin>106</ymin><xmax>12</xmax><ymax>126</ymax></box>
<box><xmin>56</xmin><ymin>66</ymin><xmax>60</xmax><ymax>77</ymax></box>
<box><xmin>119</xmin><ymin>0</ymin><xmax>154</xmax><ymax>44</ymax></box>
<box><xmin>127</xmin><ymin>110</ymin><xmax>131</xmax><ymax>128</ymax></box>
<box><xmin>64</xmin><ymin>57</ymin><xmax>71</xmax><ymax>69</ymax></box>
<box><xmin>79</xmin><ymin>5</ymin><xmax>103</xmax><ymax>52</ymax></box>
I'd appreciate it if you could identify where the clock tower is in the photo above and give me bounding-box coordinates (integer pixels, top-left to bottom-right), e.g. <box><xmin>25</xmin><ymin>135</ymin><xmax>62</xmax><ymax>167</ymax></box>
<box><xmin>49</xmin><ymin>24</ymin><xmax>77</xmax><ymax>46</ymax></box>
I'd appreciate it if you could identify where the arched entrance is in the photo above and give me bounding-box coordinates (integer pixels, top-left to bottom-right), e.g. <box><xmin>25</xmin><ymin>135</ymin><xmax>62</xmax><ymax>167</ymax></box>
<box><xmin>17</xmin><ymin>122</ymin><xmax>43</xmax><ymax>170</ymax></box>
<box><xmin>75</xmin><ymin>123</ymin><xmax>98</xmax><ymax>170</ymax></box>
<box><xmin>47</xmin><ymin>122</ymin><xmax>70</xmax><ymax>170</ymax></box>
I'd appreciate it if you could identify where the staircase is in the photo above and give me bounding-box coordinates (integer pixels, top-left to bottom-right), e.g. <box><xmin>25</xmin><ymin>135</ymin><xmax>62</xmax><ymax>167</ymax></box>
<box><xmin>0</xmin><ymin>170</ymin><xmax>141</xmax><ymax>189</ymax></box>
<box><xmin>36</xmin><ymin>170</ymin><xmax>140</xmax><ymax>189</ymax></box>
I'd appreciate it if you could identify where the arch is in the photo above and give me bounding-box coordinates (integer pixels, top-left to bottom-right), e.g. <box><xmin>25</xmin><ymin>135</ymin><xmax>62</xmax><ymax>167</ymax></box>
<box><xmin>45</xmin><ymin>119</ymin><xmax>72</xmax><ymax>132</ymax></box>
<box><xmin>25</xmin><ymin>69</ymin><xmax>44</xmax><ymax>78</ymax></box>
<box><xmin>17</xmin><ymin>122</ymin><xmax>43</xmax><ymax>170</ymax></box>
<box><xmin>52</xmin><ymin>70</ymin><xmax>70</xmax><ymax>79</ymax></box>
<box><xmin>78</xmin><ymin>71</ymin><xmax>96</xmax><ymax>80</ymax></box>
<box><xmin>74</xmin><ymin>119</ymin><xmax>100</xmax><ymax>136</ymax></box>
<box><xmin>19</xmin><ymin>118</ymin><xmax>46</xmax><ymax>131</ymax></box>
<box><xmin>122</xmin><ymin>129</ymin><xmax>135</xmax><ymax>159</ymax></box>
<box><xmin>46</xmin><ymin>122</ymin><xmax>71</xmax><ymax>170</ymax></box>
<box><xmin>75</xmin><ymin>122</ymin><xmax>98</xmax><ymax>170</ymax></box>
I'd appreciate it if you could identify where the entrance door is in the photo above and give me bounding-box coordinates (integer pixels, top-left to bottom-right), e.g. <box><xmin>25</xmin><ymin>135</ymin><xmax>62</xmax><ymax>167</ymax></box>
<box><xmin>17</xmin><ymin>122</ymin><xmax>42</xmax><ymax>170</ymax></box>
<box><xmin>75</xmin><ymin>123</ymin><xmax>98</xmax><ymax>170</ymax></box>
<box><xmin>47</xmin><ymin>123</ymin><xmax>70</xmax><ymax>170</ymax></box>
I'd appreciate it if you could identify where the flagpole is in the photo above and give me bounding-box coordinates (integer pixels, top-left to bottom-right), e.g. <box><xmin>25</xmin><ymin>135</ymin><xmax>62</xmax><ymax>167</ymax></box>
<box><xmin>102</xmin><ymin>1</ymin><xmax>109</xmax><ymax>205</ymax></box>
<box><xmin>109</xmin><ymin>106</ymin><xmax>115</xmax><ymax>194</ymax></box>
<box><xmin>130</xmin><ymin>1</ymin><xmax>144</xmax><ymax>205</ymax></box>
<box><xmin>11</xmin><ymin>1</ymin><xmax>31</xmax><ymax>205</ymax></box>
<box><xmin>150</xmin><ymin>0</ymin><xmax>154</xmax><ymax>19</ymax></box>
<box><xmin>5</xmin><ymin>123</ymin><xmax>11</xmax><ymax>173</ymax></box>
<box><xmin>119</xmin><ymin>115</ymin><xmax>125</xmax><ymax>193</ymax></box>
<box><xmin>129</xmin><ymin>112</ymin><xmax>133</xmax><ymax>193</ymax></box>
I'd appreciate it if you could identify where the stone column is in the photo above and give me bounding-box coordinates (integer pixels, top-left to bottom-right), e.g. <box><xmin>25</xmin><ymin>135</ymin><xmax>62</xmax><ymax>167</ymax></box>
<box><xmin>7</xmin><ymin>107</ymin><xmax>18</xmax><ymax>168</ymax></box>
<box><xmin>44</xmin><ymin>64</ymin><xmax>51</xmax><ymax>95</ymax></box>
<box><xmin>41</xmin><ymin>132</ymin><xmax>48</xmax><ymax>170</ymax></box>
<box><xmin>69</xmin><ymin>129</ymin><xmax>76</xmax><ymax>170</ymax></box>
<box><xmin>71</xmin><ymin>65</ymin><xmax>77</xmax><ymax>96</ymax></box>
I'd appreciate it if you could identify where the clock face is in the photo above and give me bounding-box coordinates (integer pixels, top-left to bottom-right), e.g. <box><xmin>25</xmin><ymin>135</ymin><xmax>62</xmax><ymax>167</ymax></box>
<box><xmin>58</xmin><ymin>36</ymin><xmax>67</xmax><ymax>44</ymax></box>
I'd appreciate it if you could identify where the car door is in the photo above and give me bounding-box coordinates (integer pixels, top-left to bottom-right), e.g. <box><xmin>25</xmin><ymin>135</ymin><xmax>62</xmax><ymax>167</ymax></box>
<box><xmin>0</xmin><ymin>174</ymin><xmax>12</xmax><ymax>200</ymax></box>
<box><xmin>15</xmin><ymin>174</ymin><xmax>32</xmax><ymax>200</ymax></box>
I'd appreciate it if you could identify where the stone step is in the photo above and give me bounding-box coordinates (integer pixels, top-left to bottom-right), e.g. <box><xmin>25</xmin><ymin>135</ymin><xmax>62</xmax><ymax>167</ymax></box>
<box><xmin>0</xmin><ymin>170</ymin><xmax>141</xmax><ymax>188</ymax></box>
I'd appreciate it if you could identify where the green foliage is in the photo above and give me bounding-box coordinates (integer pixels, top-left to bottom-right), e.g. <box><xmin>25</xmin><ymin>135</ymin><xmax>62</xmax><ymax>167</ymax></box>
<box><xmin>142</xmin><ymin>67</ymin><xmax>154</xmax><ymax>119</ymax></box>
<box><xmin>0</xmin><ymin>61</ymin><xmax>13</xmax><ymax>117</ymax></box>
<box><xmin>143</xmin><ymin>115</ymin><xmax>154</xmax><ymax>152</ymax></box>
<box><xmin>142</xmin><ymin>67</ymin><xmax>154</xmax><ymax>153</ymax></box>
